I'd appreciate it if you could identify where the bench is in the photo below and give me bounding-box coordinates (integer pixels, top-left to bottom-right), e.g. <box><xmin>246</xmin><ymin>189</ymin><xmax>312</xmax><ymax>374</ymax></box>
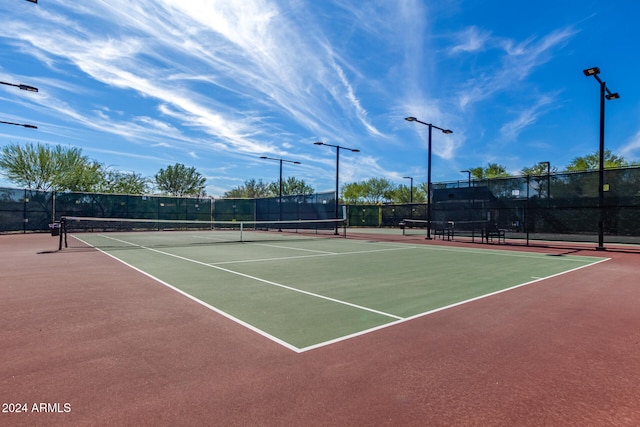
<box><xmin>482</xmin><ymin>227</ymin><xmax>506</xmax><ymax>244</ymax></box>
<box><xmin>433</xmin><ymin>221</ymin><xmax>455</xmax><ymax>241</ymax></box>
<box><xmin>400</xmin><ymin>220</ymin><xmax>428</xmax><ymax>236</ymax></box>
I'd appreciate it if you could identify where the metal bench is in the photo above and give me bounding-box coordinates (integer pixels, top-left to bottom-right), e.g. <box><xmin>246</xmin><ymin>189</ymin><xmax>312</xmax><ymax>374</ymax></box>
<box><xmin>482</xmin><ymin>227</ymin><xmax>506</xmax><ymax>244</ymax></box>
<box><xmin>434</xmin><ymin>221</ymin><xmax>455</xmax><ymax>241</ymax></box>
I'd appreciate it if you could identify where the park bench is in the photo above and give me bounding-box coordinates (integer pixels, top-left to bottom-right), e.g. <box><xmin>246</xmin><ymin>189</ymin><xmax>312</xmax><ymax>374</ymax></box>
<box><xmin>482</xmin><ymin>225</ymin><xmax>506</xmax><ymax>244</ymax></box>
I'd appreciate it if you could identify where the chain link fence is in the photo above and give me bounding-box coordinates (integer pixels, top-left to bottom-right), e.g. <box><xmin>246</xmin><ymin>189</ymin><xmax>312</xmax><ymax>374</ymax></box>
<box><xmin>344</xmin><ymin>166</ymin><xmax>640</xmax><ymax>245</ymax></box>
<box><xmin>0</xmin><ymin>189</ymin><xmax>335</xmax><ymax>233</ymax></box>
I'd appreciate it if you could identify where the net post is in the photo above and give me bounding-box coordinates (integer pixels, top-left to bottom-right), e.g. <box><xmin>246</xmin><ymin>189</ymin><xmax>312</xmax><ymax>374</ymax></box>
<box><xmin>240</xmin><ymin>221</ymin><xmax>244</xmax><ymax>242</ymax></box>
<box><xmin>58</xmin><ymin>217</ymin><xmax>67</xmax><ymax>250</ymax></box>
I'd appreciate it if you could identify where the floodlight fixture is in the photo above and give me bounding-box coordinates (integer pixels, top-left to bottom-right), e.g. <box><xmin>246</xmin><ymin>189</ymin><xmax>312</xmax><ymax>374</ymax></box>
<box><xmin>583</xmin><ymin>67</ymin><xmax>600</xmax><ymax>77</ymax></box>
<box><xmin>0</xmin><ymin>81</ymin><xmax>39</xmax><ymax>92</ymax></box>
<box><xmin>314</xmin><ymin>141</ymin><xmax>360</xmax><ymax>153</ymax></box>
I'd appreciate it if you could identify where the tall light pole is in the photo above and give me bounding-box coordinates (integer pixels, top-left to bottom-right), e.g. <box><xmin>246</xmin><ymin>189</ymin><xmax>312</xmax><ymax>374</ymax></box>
<box><xmin>403</xmin><ymin>176</ymin><xmax>414</xmax><ymax>203</ymax></box>
<box><xmin>314</xmin><ymin>141</ymin><xmax>360</xmax><ymax>234</ymax></box>
<box><xmin>259</xmin><ymin>156</ymin><xmax>300</xmax><ymax>223</ymax></box>
<box><xmin>583</xmin><ymin>67</ymin><xmax>619</xmax><ymax>251</ymax></box>
<box><xmin>405</xmin><ymin>117</ymin><xmax>453</xmax><ymax>239</ymax></box>
<box><xmin>461</xmin><ymin>170</ymin><xmax>471</xmax><ymax>187</ymax></box>
<box><xmin>461</xmin><ymin>170</ymin><xmax>473</xmax><ymax>236</ymax></box>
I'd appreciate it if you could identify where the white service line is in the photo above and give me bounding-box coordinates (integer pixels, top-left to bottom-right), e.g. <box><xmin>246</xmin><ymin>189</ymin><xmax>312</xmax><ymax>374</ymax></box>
<box><xmin>95</xmin><ymin>234</ymin><xmax>404</xmax><ymax>322</ymax></box>
<box><xmin>209</xmin><ymin>246</ymin><xmax>415</xmax><ymax>265</ymax></box>
<box><xmin>71</xmin><ymin>235</ymin><xmax>301</xmax><ymax>352</ymax></box>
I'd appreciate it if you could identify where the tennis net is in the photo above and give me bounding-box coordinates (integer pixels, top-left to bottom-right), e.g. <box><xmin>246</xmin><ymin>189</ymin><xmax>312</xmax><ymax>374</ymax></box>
<box><xmin>57</xmin><ymin>216</ymin><xmax>346</xmax><ymax>249</ymax></box>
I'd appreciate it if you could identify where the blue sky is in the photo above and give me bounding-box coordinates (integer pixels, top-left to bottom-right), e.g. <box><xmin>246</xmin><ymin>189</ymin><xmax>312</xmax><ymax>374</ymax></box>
<box><xmin>1</xmin><ymin>0</ymin><xmax>639</xmax><ymax>197</ymax></box>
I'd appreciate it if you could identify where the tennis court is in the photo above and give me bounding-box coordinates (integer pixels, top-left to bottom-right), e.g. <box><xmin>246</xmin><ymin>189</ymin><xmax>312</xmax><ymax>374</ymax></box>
<box><xmin>68</xmin><ymin>223</ymin><xmax>606</xmax><ymax>352</ymax></box>
<box><xmin>5</xmin><ymin>230</ymin><xmax>640</xmax><ymax>426</ymax></box>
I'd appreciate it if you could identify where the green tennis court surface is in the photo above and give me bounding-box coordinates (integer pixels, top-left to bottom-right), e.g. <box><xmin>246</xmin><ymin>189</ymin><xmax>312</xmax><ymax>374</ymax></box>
<box><xmin>73</xmin><ymin>231</ymin><xmax>606</xmax><ymax>352</ymax></box>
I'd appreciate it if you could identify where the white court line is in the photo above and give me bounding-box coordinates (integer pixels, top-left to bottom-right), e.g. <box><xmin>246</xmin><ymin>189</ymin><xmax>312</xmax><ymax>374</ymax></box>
<box><xmin>73</xmin><ymin>233</ymin><xmax>609</xmax><ymax>353</ymax></box>
<box><xmin>400</xmin><ymin>242</ymin><xmax>605</xmax><ymax>262</ymax></box>
<box><xmin>254</xmin><ymin>242</ymin><xmax>335</xmax><ymax>254</ymax></box>
<box><xmin>90</xmin><ymin>234</ymin><xmax>404</xmax><ymax>323</ymax></box>
<box><xmin>71</xmin><ymin>235</ymin><xmax>301</xmax><ymax>352</ymax></box>
<box><xmin>208</xmin><ymin>245</ymin><xmax>414</xmax><ymax>265</ymax></box>
<box><xmin>297</xmin><ymin>256</ymin><xmax>610</xmax><ymax>352</ymax></box>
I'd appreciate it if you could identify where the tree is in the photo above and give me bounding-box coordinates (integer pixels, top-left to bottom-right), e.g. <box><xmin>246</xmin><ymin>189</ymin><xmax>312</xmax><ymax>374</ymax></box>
<box><xmin>55</xmin><ymin>159</ymin><xmax>105</xmax><ymax>192</ymax></box>
<box><xmin>223</xmin><ymin>179</ymin><xmax>270</xmax><ymax>198</ymax></box>
<box><xmin>267</xmin><ymin>177</ymin><xmax>314</xmax><ymax>196</ymax></box>
<box><xmin>340</xmin><ymin>178</ymin><xmax>396</xmax><ymax>203</ymax></box>
<box><xmin>97</xmin><ymin>170</ymin><xmax>150</xmax><ymax>194</ymax></box>
<box><xmin>365</xmin><ymin>177</ymin><xmax>395</xmax><ymax>203</ymax></box>
<box><xmin>469</xmin><ymin>163</ymin><xmax>510</xmax><ymax>180</ymax></box>
<box><xmin>341</xmin><ymin>182</ymin><xmax>365</xmax><ymax>204</ymax></box>
<box><xmin>0</xmin><ymin>142</ymin><xmax>102</xmax><ymax>191</ymax></box>
<box><xmin>154</xmin><ymin>163</ymin><xmax>206</xmax><ymax>197</ymax></box>
<box><xmin>392</xmin><ymin>184</ymin><xmax>427</xmax><ymax>203</ymax></box>
<box><xmin>566</xmin><ymin>149</ymin><xmax>628</xmax><ymax>171</ymax></box>
<box><xmin>521</xmin><ymin>162</ymin><xmax>558</xmax><ymax>199</ymax></box>
<box><xmin>521</xmin><ymin>162</ymin><xmax>558</xmax><ymax>177</ymax></box>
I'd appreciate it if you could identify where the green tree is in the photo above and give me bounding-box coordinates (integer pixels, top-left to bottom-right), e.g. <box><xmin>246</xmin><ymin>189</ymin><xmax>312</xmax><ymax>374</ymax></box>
<box><xmin>55</xmin><ymin>160</ymin><xmax>104</xmax><ymax>192</ymax></box>
<box><xmin>0</xmin><ymin>142</ymin><xmax>102</xmax><ymax>191</ymax></box>
<box><xmin>520</xmin><ymin>162</ymin><xmax>558</xmax><ymax>177</ymax></box>
<box><xmin>365</xmin><ymin>177</ymin><xmax>395</xmax><ymax>203</ymax></box>
<box><xmin>267</xmin><ymin>177</ymin><xmax>314</xmax><ymax>196</ymax></box>
<box><xmin>97</xmin><ymin>170</ymin><xmax>149</xmax><ymax>194</ymax></box>
<box><xmin>340</xmin><ymin>178</ymin><xmax>396</xmax><ymax>203</ymax></box>
<box><xmin>521</xmin><ymin>162</ymin><xmax>558</xmax><ymax>199</ymax></box>
<box><xmin>341</xmin><ymin>181</ymin><xmax>365</xmax><ymax>203</ymax></box>
<box><xmin>392</xmin><ymin>184</ymin><xmax>427</xmax><ymax>203</ymax></box>
<box><xmin>224</xmin><ymin>179</ymin><xmax>270</xmax><ymax>198</ymax></box>
<box><xmin>469</xmin><ymin>163</ymin><xmax>510</xmax><ymax>180</ymax></box>
<box><xmin>154</xmin><ymin>163</ymin><xmax>206</xmax><ymax>196</ymax></box>
<box><xmin>566</xmin><ymin>149</ymin><xmax>628</xmax><ymax>171</ymax></box>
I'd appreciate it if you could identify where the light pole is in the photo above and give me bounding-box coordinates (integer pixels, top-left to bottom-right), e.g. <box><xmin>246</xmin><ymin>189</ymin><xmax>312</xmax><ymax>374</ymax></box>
<box><xmin>0</xmin><ymin>120</ymin><xmax>37</xmax><ymax>129</ymax></box>
<box><xmin>539</xmin><ymin>161</ymin><xmax>550</xmax><ymax>201</ymax></box>
<box><xmin>405</xmin><ymin>117</ymin><xmax>453</xmax><ymax>239</ymax></box>
<box><xmin>583</xmin><ymin>67</ymin><xmax>619</xmax><ymax>251</ymax></box>
<box><xmin>259</xmin><ymin>156</ymin><xmax>300</xmax><ymax>224</ymax></box>
<box><xmin>403</xmin><ymin>176</ymin><xmax>414</xmax><ymax>203</ymax></box>
<box><xmin>461</xmin><ymin>169</ymin><xmax>474</xmax><ymax>237</ymax></box>
<box><xmin>314</xmin><ymin>141</ymin><xmax>360</xmax><ymax>234</ymax></box>
<box><xmin>461</xmin><ymin>170</ymin><xmax>471</xmax><ymax>187</ymax></box>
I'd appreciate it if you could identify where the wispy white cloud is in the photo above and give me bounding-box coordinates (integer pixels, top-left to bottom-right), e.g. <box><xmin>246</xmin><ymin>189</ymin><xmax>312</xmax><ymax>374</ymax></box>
<box><xmin>449</xmin><ymin>26</ymin><xmax>491</xmax><ymax>54</ymax></box>
<box><xmin>456</xmin><ymin>26</ymin><xmax>578</xmax><ymax>110</ymax></box>
<box><xmin>620</xmin><ymin>130</ymin><xmax>640</xmax><ymax>159</ymax></box>
<box><xmin>2</xmin><ymin>0</ymin><xmax>614</xmax><ymax>197</ymax></box>
<box><xmin>2</xmin><ymin>0</ymin><xmax>428</xmax><ymax>189</ymax></box>
<box><xmin>500</xmin><ymin>94</ymin><xmax>556</xmax><ymax>141</ymax></box>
